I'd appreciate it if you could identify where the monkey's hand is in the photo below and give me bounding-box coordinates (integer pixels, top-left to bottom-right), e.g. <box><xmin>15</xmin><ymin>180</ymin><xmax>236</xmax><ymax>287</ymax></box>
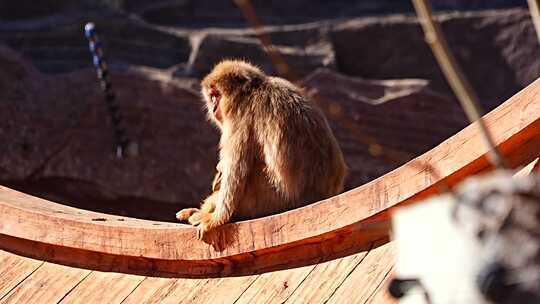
<box><xmin>176</xmin><ymin>208</ymin><xmax>199</xmax><ymax>222</ymax></box>
<box><xmin>180</xmin><ymin>210</ymin><xmax>218</xmax><ymax>240</ymax></box>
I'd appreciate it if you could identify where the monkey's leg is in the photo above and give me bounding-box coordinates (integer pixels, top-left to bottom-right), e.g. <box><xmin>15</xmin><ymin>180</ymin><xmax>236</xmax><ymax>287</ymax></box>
<box><xmin>185</xmin><ymin>192</ymin><xmax>221</xmax><ymax>239</ymax></box>
<box><xmin>187</xmin><ymin>193</ymin><xmax>216</xmax><ymax>225</ymax></box>
<box><xmin>200</xmin><ymin>193</ymin><xmax>217</xmax><ymax>213</ymax></box>
<box><xmin>212</xmin><ymin>170</ymin><xmax>222</xmax><ymax>192</ymax></box>
<box><xmin>176</xmin><ymin>192</ymin><xmax>216</xmax><ymax>225</ymax></box>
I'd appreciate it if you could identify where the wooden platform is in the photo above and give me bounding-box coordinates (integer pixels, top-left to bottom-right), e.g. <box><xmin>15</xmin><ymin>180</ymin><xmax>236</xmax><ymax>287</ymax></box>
<box><xmin>0</xmin><ymin>241</ymin><xmax>395</xmax><ymax>304</ymax></box>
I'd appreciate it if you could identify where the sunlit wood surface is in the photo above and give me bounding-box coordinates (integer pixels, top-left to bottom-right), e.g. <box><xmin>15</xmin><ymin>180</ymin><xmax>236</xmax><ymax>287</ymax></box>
<box><xmin>0</xmin><ymin>243</ymin><xmax>396</xmax><ymax>304</ymax></box>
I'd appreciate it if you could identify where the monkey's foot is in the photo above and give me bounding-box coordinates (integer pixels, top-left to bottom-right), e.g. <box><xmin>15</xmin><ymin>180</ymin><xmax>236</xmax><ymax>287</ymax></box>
<box><xmin>176</xmin><ymin>208</ymin><xmax>199</xmax><ymax>222</ymax></box>
<box><xmin>187</xmin><ymin>211</ymin><xmax>219</xmax><ymax>240</ymax></box>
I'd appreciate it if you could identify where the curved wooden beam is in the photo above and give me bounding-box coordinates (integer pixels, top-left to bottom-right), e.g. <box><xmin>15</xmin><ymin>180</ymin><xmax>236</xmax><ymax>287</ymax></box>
<box><xmin>1</xmin><ymin>77</ymin><xmax>540</xmax><ymax>277</ymax></box>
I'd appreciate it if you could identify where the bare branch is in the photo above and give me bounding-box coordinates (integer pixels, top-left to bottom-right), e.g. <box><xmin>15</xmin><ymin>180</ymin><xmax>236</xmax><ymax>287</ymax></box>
<box><xmin>412</xmin><ymin>0</ymin><xmax>507</xmax><ymax>169</ymax></box>
<box><xmin>528</xmin><ymin>0</ymin><xmax>540</xmax><ymax>42</ymax></box>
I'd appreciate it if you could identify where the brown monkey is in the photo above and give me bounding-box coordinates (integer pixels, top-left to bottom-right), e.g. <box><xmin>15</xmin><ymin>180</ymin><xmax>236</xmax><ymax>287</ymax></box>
<box><xmin>176</xmin><ymin>60</ymin><xmax>346</xmax><ymax>239</ymax></box>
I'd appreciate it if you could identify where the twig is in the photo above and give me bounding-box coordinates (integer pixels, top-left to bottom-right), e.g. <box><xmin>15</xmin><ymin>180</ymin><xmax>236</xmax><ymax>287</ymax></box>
<box><xmin>528</xmin><ymin>0</ymin><xmax>540</xmax><ymax>43</ymax></box>
<box><xmin>412</xmin><ymin>0</ymin><xmax>507</xmax><ymax>169</ymax></box>
<box><xmin>233</xmin><ymin>0</ymin><xmax>297</xmax><ymax>80</ymax></box>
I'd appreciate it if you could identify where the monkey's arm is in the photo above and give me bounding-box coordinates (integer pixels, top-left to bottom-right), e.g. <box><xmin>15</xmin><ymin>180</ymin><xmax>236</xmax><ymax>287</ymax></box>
<box><xmin>212</xmin><ymin>126</ymin><xmax>253</xmax><ymax>227</ymax></box>
<box><xmin>211</xmin><ymin>166</ymin><xmax>222</xmax><ymax>192</ymax></box>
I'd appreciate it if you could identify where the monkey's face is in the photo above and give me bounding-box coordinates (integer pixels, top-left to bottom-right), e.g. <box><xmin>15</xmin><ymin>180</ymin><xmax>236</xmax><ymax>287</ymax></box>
<box><xmin>201</xmin><ymin>60</ymin><xmax>265</xmax><ymax>128</ymax></box>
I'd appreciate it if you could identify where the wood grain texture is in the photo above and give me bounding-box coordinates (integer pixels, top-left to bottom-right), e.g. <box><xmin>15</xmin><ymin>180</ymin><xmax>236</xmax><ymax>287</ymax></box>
<box><xmin>326</xmin><ymin>242</ymin><xmax>395</xmax><ymax>304</ymax></box>
<box><xmin>122</xmin><ymin>277</ymin><xmax>207</xmax><ymax>304</ymax></box>
<box><xmin>0</xmin><ymin>250</ymin><xmax>42</xmax><ymax>300</ymax></box>
<box><xmin>234</xmin><ymin>265</ymin><xmax>315</xmax><ymax>304</ymax></box>
<box><xmin>0</xmin><ymin>262</ymin><xmax>90</xmax><ymax>304</ymax></box>
<box><xmin>0</xmin><ymin>249</ymin><xmax>398</xmax><ymax>304</ymax></box>
<box><xmin>284</xmin><ymin>251</ymin><xmax>370</xmax><ymax>303</ymax></box>
<box><xmin>58</xmin><ymin>271</ymin><xmax>145</xmax><ymax>304</ymax></box>
<box><xmin>0</xmin><ymin>77</ymin><xmax>539</xmax><ymax>277</ymax></box>
<box><xmin>364</xmin><ymin>268</ymin><xmax>397</xmax><ymax>304</ymax></box>
<box><xmin>123</xmin><ymin>275</ymin><xmax>259</xmax><ymax>304</ymax></box>
<box><xmin>178</xmin><ymin>276</ymin><xmax>258</xmax><ymax>304</ymax></box>
<box><xmin>120</xmin><ymin>277</ymin><xmax>178</xmax><ymax>304</ymax></box>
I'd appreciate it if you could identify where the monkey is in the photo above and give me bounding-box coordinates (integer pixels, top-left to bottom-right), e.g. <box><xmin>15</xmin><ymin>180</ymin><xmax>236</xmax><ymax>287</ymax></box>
<box><xmin>176</xmin><ymin>60</ymin><xmax>347</xmax><ymax>239</ymax></box>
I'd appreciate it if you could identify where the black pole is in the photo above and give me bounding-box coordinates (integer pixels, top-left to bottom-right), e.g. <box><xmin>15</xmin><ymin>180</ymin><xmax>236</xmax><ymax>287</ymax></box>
<box><xmin>84</xmin><ymin>22</ymin><xmax>137</xmax><ymax>158</ymax></box>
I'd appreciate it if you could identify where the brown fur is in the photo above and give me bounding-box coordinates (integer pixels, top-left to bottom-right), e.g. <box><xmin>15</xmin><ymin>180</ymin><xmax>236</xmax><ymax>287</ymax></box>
<box><xmin>176</xmin><ymin>60</ymin><xmax>347</xmax><ymax>239</ymax></box>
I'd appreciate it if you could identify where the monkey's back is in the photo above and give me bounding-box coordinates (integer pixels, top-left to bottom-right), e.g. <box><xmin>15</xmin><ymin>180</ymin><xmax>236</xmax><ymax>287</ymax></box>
<box><xmin>236</xmin><ymin>77</ymin><xmax>347</xmax><ymax>220</ymax></box>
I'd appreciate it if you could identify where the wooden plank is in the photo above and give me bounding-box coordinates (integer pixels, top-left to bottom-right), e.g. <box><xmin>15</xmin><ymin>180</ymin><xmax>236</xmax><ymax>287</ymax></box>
<box><xmin>0</xmin><ymin>76</ymin><xmax>539</xmax><ymax>277</ymax></box>
<box><xmin>364</xmin><ymin>267</ymin><xmax>397</xmax><ymax>304</ymax></box>
<box><xmin>326</xmin><ymin>242</ymin><xmax>395</xmax><ymax>304</ymax></box>
<box><xmin>284</xmin><ymin>251</ymin><xmax>369</xmax><ymax>304</ymax></box>
<box><xmin>0</xmin><ymin>250</ymin><xmax>43</xmax><ymax>300</ymax></box>
<box><xmin>122</xmin><ymin>278</ymin><xmax>207</xmax><ymax>304</ymax></box>
<box><xmin>0</xmin><ymin>201</ymin><xmax>385</xmax><ymax>278</ymax></box>
<box><xmin>0</xmin><ymin>262</ymin><xmax>90</xmax><ymax>304</ymax></box>
<box><xmin>235</xmin><ymin>265</ymin><xmax>315</xmax><ymax>304</ymax></box>
<box><xmin>120</xmin><ymin>277</ymin><xmax>177</xmax><ymax>304</ymax></box>
<box><xmin>58</xmin><ymin>271</ymin><xmax>145</xmax><ymax>304</ymax></box>
<box><xmin>179</xmin><ymin>276</ymin><xmax>258</xmax><ymax>304</ymax></box>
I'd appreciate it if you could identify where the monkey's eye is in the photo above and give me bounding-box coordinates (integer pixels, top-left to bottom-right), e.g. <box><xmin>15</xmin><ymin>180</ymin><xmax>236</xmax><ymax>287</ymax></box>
<box><xmin>208</xmin><ymin>87</ymin><xmax>221</xmax><ymax>113</ymax></box>
<box><xmin>209</xmin><ymin>87</ymin><xmax>221</xmax><ymax>104</ymax></box>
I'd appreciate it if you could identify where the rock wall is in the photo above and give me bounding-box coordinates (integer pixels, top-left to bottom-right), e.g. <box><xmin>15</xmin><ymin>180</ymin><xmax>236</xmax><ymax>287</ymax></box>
<box><xmin>2</xmin><ymin>7</ymin><xmax>538</xmax><ymax>106</ymax></box>
<box><xmin>0</xmin><ymin>1</ymin><xmax>525</xmax><ymax>23</ymax></box>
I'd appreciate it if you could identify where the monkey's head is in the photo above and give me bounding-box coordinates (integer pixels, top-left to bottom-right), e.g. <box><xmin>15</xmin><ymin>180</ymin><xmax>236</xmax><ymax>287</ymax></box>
<box><xmin>201</xmin><ymin>60</ymin><xmax>264</xmax><ymax>127</ymax></box>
